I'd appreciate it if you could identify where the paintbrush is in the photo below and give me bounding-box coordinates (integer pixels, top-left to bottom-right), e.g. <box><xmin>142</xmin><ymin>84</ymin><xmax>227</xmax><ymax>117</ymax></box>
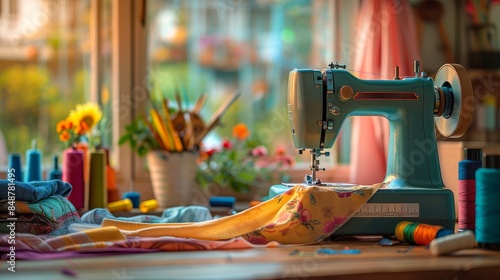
<box><xmin>194</xmin><ymin>90</ymin><xmax>241</xmax><ymax>145</ymax></box>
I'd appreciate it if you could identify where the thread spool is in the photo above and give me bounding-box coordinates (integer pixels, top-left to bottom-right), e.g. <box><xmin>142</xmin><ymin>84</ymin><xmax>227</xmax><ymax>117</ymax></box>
<box><xmin>476</xmin><ymin>155</ymin><xmax>500</xmax><ymax>251</ymax></box>
<box><xmin>140</xmin><ymin>199</ymin><xmax>159</xmax><ymax>213</ymax></box>
<box><xmin>103</xmin><ymin>148</ymin><xmax>118</xmax><ymax>203</ymax></box>
<box><xmin>395</xmin><ymin>221</ymin><xmax>454</xmax><ymax>245</ymax></box>
<box><xmin>48</xmin><ymin>155</ymin><xmax>63</xmax><ymax>180</ymax></box>
<box><xmin>63</xmin><ymin>148</ymin><xmax>85</xmax><ymax>210</ymax></box>
<box><xmin>7</xmin><ymin>153</ymin><xmax>23</xmax><ymax>182</ymax></box>
<box><xmin>429</xmin><ymin>230</ymin><xmax>476</xmax><ymax>256</ymax></box>
<box><xmin>25</xmin><ymin>139</ymin><xmax>42</xmax><ymax>182</ymax></box>
<box><xmin>209</xmin><ymin>196</ymin><xmax>236</xmax><ymax>208</ymax></box>
<box><xmin>123</xmin><ymin>192</ymin><xmax>140</xmax><ymax>208</ymax></box>
<box><xmin>107</xmin><ymin>198</ymin><xmax>132</xmax><ymax>213</ymax></box>
<box><xmin>88</xmin><ymin>150</ymin><xmax>107</xmax><ymax>209</ymax></box>
<box><xmin>458</xmin><ymin>148</ymin><xmax>482</xmax><ymax>232</ymax></box>
<box><xmin>107</xmin><ymin>188</ymin><xmax>120</xmax><ymax>203</ymax></box>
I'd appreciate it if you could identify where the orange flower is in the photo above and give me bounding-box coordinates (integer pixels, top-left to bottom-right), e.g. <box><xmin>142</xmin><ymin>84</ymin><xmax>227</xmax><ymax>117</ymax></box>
<box><xmin>74</xmin><ymin>124</ymin><xmax>83</xmax><ymax>135</ymax></box>
<box><xmin>59</xmin><ymin>131</ymin><xmax>70</xmax><ymax>142</ymax></box>
<box><xmin>275</xmin><ymin>146</ymin><xmax>287</xmax><ymax>156</ymax></box>
<box><xmin>75</xmin><ymin>121</ymin><xmax>89</xmax><ymax>135</ymax></box>
<box><xmin>232</xmin><ymin>123</ymin><xmax>250</xmax><ymax>140</ymax></box>
<box><xmin>80</xmin><ymin>121</ymin><xmax>89</xmax><ymax>133</ymax></box>
<box><xmin>56</xmin><ymin>120</ymin><xmax>68</xmax><ymax>133</ymax></box>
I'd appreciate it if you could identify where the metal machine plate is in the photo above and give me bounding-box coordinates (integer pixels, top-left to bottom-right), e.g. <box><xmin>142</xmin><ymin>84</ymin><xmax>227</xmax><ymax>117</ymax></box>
<box><xmin>354</xmin><ymin>203</ymin><xmax>419</xmax><ymax>217</ymax></box>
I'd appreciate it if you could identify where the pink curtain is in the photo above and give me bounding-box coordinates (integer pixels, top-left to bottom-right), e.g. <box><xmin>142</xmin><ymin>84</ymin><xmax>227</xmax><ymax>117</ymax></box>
<box><xmin>349</xmin><ymin>0</ymin><xmax>420</xmax><ymax>184</ymax></box>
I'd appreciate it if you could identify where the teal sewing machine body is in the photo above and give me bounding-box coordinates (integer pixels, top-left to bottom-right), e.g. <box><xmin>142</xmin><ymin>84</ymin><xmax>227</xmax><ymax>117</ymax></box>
<box><xmin>270</xmin><ymin>62</ymin><xmax>473</xmax><ymax>235</ymax></box>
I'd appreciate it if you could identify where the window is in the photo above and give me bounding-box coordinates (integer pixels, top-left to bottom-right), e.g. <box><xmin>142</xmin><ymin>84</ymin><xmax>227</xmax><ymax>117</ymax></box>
<box><xmin>0</xmin><ymin>0</ymin><xmax>90</xmax><ymax>168</ymax></box>
<box><xmin>0</xmin><ymin>0</ymin><xmax>354</xmax><ymax>188</ymax></box>
<box><xmin>144</xmin><ymin>0</ymin><xmax>349</xmax><ymax>170</ymax></box>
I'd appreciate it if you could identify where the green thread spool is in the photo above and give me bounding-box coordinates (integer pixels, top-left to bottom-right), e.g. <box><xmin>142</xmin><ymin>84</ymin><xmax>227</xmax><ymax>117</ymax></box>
<box><xmin>396</xmin><ymin>221</ymin><xmax>454</xmax><ymax>245</ymax></box>
<box><xmin>88</xmin><ymin>149</ymin><xmax>107</xmax><ymax>209</ymax></box>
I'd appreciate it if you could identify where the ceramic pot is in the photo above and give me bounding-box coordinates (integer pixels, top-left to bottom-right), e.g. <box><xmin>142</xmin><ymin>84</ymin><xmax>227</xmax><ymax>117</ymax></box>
<box><xmin>147</xmin><ymin>151</ymin><xmax>198</xmax><ymax>208</ymax></box>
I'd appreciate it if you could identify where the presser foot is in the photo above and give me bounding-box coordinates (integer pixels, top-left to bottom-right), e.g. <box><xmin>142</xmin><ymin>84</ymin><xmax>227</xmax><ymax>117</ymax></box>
<box><xmin>306</xmin><ymin>149</ymin><xmax>330</xmax><ymax>183</ymax></box>
<box><xmin>281</xmin><ymin>178</ymin><xmax>355</xmax><ymax>188</ymax></box>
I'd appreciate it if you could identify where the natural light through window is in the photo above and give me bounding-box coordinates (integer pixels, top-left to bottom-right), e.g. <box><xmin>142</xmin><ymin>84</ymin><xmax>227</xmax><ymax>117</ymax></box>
<box><xmin>0</xmin><ymin>0</ymin><xmax>90</xmax><ymax>167</ymax></box>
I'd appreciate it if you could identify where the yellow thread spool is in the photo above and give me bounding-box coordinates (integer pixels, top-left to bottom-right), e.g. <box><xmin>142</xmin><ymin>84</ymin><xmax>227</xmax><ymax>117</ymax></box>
<box><xmin>107</xmin><ymin>198</ymin><xmax>132</xmax><ymax>213</ymax></box>
<box><xmin>140</xmin><ymin>199</ymin><xmax>159</xmax><ymax>213</ymax></box>
<box><xmin>395</xmin><ymin>221</ymin><xmax>411</xmax><ymax>242</ymax></box>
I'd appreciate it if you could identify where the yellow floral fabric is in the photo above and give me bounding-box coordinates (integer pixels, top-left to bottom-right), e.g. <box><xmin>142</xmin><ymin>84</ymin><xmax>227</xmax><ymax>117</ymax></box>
<box><xmin>102</xmin><ymin>184</ymin><xmax>381</xmax><ymax>245</ymax></box>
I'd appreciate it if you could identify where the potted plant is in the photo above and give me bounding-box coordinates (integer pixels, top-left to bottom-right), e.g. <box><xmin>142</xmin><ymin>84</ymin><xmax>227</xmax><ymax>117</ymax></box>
<box><xmin>120</xmin><ymin>97</ymin><xmax>295</xmax><ymax>205</ymax></box>
<box><xmin>195</xmin><ymin>123</ymin><xmax>294</xmax><ymax>201</ymax></box>
<box><xmin>119</xmin><ymin>96</ymin><xmax>202</xmax><ymax>208</ymax></box>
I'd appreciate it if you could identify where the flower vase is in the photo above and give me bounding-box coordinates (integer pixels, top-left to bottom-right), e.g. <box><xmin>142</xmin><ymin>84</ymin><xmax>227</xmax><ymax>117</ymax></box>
<box><xmin>147</xmin><ymin>151</ymin><xmax>198</xmax><ymax>208</ymax></box>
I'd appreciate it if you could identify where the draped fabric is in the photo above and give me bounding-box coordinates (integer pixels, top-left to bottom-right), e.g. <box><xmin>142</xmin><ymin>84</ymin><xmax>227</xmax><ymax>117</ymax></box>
<box><xmin>349</xmin><ymin>0</ymin><xmax>420</xmax><ymax>184</ymax></box>
<box><xmin>102</xmin><ymin>184</ymin><xmax>381</xmax><ymax>245</ymax></box>
<box><xmin>0</xmin><ymin>183</ymin><xmax>381</xmax><ymax>260</ymax></box>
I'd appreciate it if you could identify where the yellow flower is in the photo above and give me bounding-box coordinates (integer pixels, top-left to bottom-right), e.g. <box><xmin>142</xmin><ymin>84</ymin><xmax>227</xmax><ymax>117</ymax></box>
<box><xmin>67</xmin><ymin>102</ymin><xmax>102</xmax><ymax>132</ymax></box>
<box><xmin>232</xmin><ymin>123</ymin><xmax>250</xmax><ymax>140</ymax></box>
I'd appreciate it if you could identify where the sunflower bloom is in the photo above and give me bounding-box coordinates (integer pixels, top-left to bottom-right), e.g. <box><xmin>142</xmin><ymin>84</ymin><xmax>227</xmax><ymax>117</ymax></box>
<box><xmin>68</xmin><ymin>102</ymin><xmax>102</xmax><ymax>132</ymax></box>
<box><xmin>232</xmin><ymin>123</ymin><xmax>250</xmax><ymax>140</ymax></box>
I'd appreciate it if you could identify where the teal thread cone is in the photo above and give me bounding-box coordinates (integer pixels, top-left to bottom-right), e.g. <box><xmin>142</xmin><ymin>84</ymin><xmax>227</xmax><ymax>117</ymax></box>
<box><xmin>476</xmin><ymin>165</ymin><xmax>500</xmax><ymax>250</ymax></box>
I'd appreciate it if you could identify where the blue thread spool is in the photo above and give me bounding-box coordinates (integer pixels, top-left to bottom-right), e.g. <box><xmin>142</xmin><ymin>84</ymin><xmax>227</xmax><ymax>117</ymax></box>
<box><xmin>123</xmin><ymin>192</ymin><xmax>140</xmax><ymax>208</ymax></box>
<box><xmin>476</xmin><ymin>154</ymin><xmax>500</xmax><ymax>251</ymax></box>
<box><xmin>7</xmin><ymin>153</ymin><xmax>23</xmax><ymax>182</ymax></box>
<box><xmin>458</xmin><ymin>148</ymin><xmax>482</xmax><ymax>232</ymax></box>
<box><xmin>25</xmin><ymin>139</ymin><xmax>42</xmax><ymax>182</ymax></box>
<box><xmin>209</xmin><ymin>196</ymin><xmax>236</xmax><ymax>208</ymax></box>
<box><xmin>48</xmin><ymin>155</ymin><xmax>62</xmax><ymax>180</ymax></box>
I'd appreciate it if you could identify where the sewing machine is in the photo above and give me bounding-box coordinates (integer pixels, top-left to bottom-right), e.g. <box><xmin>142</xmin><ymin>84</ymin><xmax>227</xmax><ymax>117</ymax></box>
<box><xmin>269</xmin><ymin>61</ymin><xmax>473</xmax><ymax>236</ymax></box>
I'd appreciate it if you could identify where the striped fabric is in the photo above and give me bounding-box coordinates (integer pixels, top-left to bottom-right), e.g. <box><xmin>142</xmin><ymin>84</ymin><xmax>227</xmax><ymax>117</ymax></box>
<box><xmin>0</xmin><ymin>226</ymin><xmax>125</xmax><ymax>252</ymax></box>
<box><xmin>0</xmin><ymin>226</ymin><xmax>265</xmax><ymax>260</ymax></box>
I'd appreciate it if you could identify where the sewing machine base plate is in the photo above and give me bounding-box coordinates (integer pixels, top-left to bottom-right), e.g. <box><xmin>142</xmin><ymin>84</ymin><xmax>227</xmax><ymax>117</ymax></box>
<box><xmin>268</xmin><ymin>185</ymin><xmax>456</xmax><ymax>236</ymax></box>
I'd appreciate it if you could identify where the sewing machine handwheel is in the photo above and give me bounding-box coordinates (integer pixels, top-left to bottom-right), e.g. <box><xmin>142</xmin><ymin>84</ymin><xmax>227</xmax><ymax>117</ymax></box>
<box><xmin>434</xmin><ymin>63</ymin><xmax>474</xmax><ymax>138</ymax></box>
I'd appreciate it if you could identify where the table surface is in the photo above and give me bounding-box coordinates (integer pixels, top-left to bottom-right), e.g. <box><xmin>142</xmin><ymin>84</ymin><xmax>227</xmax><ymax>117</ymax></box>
<box><xmin>2</xmin><ymin>235</ymin><xmax>500</xmax><ymax>280</ymax></box>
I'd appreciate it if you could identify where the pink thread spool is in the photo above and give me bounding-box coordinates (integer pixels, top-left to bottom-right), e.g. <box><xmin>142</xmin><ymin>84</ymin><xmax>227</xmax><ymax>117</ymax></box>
<box><xmin>458</xmin><ymin>148</ymin><xmax>482</xmax><ymax>232</ymax></box>
<box><xmin>63</xmin><ymin>148</ymin><xmax>85</xmax><ymax>210</ymax></box>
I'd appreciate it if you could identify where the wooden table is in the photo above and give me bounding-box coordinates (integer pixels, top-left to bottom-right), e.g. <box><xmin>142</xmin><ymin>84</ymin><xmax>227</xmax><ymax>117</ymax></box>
<box><xmin>3</xmin><ymin>236</ymin><xmax>500</xmax><ymax>280</ymax></box>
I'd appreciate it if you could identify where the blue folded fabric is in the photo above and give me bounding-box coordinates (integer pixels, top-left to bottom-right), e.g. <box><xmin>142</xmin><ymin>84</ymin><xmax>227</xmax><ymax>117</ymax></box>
<box><xmin>0</xmin><ymin>179</ymin><xmax>72</xmax><ymax>203</ymax></box>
